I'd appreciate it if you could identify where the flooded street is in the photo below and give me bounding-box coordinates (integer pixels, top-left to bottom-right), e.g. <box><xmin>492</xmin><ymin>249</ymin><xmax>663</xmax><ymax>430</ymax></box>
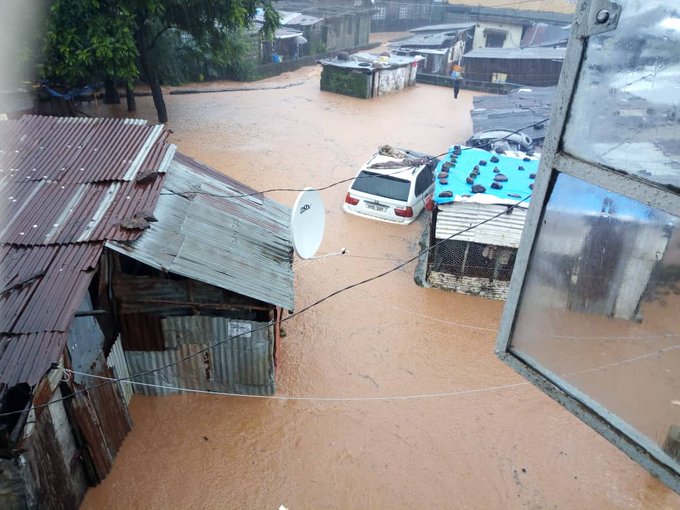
<box><xmin>80</xmin><ymin>56</ymin><xmax>680</xmax><ymax>508</ymax></box>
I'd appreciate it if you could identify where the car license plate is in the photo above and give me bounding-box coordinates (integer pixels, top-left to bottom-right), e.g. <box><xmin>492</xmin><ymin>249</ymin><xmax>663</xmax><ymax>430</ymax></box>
<box><xmin>366</xmin><ymin>203</ymin><xmax>387</xmax><ymax>213</ymax></box>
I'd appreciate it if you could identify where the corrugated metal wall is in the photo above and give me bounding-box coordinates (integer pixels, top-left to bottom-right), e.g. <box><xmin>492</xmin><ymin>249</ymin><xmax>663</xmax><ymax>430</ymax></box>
<box><xmin>435</xmin><ymin>202</ymin><xmax>527</xmax><ymax>247</ymax></box>
<box><xmin>106</xmin><ymin>336</ymin><xmax>133</xmax><ymax>406</ymax></box>
<box><xmin>125</xmin><ymin>317</ymin><xmax>275</xmax><ymax>396</ymax></box>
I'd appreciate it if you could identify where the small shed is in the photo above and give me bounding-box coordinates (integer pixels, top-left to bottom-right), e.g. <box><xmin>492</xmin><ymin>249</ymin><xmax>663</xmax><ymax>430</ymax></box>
<box><xmin>106</xmin><ymin>153</ymin><xmax>294</xmax><ymax>396</ymax></box>
<box><xmin>425</xmin><ymin>146</ymin><xmax>538</xmax><ymax>299</ymax></box>
<box><xmin>319</xmin><ymin>52</ymin><xmax>422</xmax><ymax>99</ymax></box>
<box><xmin>463</xmin><ymin>47</ymin><xmax>565</xmax><ymax>88</ymax></box>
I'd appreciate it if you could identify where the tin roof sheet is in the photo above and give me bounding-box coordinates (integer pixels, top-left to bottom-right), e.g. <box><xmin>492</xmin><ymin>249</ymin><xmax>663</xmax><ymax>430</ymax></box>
<box><xmin>0</xmin><ymin>116</ymin><xmax>174</xmax><ymax>246</ymax></box>
<box><xmin>435</xmin><ymin>202</ymin><xmax>528</xmax><ymax>247</ymax></box>
<box><xmin>319</xmin><ymin>52</ymin><xmax>422</xmax><ymax>71</ymax></box>
<box><xmin>0</xmin><ymin>332</ymin><xmax>67</xmax><ymax>388</ymax></box>
<box><xmin>390</xmin><ymin>33</ymin><xmax>457</xmax><ymax>49</ymax></box>
<box><xmin>107</xmin><ymin>152</ymin><xmax>295</xmax><ymax>311</ymax></box>
<box><xmin>464</xmin><ymin>47</ymin><xmax>566</xmax><ymax>60</ymax></box>
<box><xmin>471</xmin><ymin>87</ymin><xmax>556</xmax><ymax>143</ymax></box>
<box><xmin>409</xmin><ymin>23</ymin><xmax>476</xmax><ymax>33</ymax></box>
<box><xmin>433</xmin><ymin>147</ymin><xmax>538</xmax><ymax>206</ymax></box>
<box><xmin>0</xmin><ymin>115</ymin><xmax>174</xmax><ymax>389</ymax></box>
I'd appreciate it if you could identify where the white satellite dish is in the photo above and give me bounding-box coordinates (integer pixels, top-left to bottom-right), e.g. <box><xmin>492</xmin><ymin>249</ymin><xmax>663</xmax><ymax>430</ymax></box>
<box><xmin>291</xmin><ymin>188</ymin><xmax>325</xmax><ymax>259</ymax></box>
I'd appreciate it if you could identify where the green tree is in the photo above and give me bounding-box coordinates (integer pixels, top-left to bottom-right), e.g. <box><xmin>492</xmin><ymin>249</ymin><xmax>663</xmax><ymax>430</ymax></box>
<box><xmin>43</xmin><ymin>0</ymin><xmax>138</xmax><ymax>98</ymax></box>
<box><xmin>44</xmin><ymin>0</ymin><xmax>279</xmax><ymax>122</ymax></box>
<box><xmin>128</xmin><ymin>0</ymin><xmax>279</xmax><ymax>122</ymax></box>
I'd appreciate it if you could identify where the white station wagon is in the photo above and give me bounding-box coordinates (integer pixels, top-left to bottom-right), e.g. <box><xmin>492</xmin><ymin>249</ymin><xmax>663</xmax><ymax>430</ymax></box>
<box><xmin>343</xmin><ymin>148</ymin><xmax>438</xmax><ymax>224</ymax></box>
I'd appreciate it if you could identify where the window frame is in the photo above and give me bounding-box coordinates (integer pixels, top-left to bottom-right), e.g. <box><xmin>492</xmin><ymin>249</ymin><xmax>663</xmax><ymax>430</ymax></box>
<box><xmin>494</xmin><ymin>0</ymin><xmax>680</xmax><ymax>494</ymax></box>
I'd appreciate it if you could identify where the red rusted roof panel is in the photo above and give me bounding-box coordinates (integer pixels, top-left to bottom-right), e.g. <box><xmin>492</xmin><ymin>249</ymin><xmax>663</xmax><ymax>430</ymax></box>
<box><xmin>0</xmin><ymin>115</ymin><xmax>174</xmax><ymax>389</ymax></box>
<box><xmin>0</xmin><ymin>244</ymin><xmax>99</xmax><ymax>334</ymax></box>
<box><xmin>0</xmin><ymin>332</ymin><xmax>66</xmax><ymax>388</ymax></box>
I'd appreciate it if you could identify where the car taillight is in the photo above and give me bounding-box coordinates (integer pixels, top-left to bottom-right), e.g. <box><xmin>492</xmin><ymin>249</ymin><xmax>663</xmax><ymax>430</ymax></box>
<box><xmin>395</xmin><ymin>206</ymin><xmax>413</xmax><ymax>218</ymax></box>
<box><xmin>424</xmin><ymin>194</ymin><xmax>434</xmax><ymax>211</ymax></box>
<box><xmin>345</xmin><ymin>193</ymin><xmax>359</xmax><ymax>205</ymax></box>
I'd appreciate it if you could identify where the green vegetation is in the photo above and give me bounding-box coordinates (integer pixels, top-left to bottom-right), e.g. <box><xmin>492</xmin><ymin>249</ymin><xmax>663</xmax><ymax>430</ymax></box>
<box><xmin>43</xmin><ymin>0</ymin><xmax>280</xmax><ymax>122</ymax></box>
<box><xmin>44</xmin><ymin>0</ymin><xmax>138</xmax><ymax>89</ymax></box>
<box><xmin>321</xmin><ymin>67</ymin><xmax>370</xmax><ymax>99</ymax></box>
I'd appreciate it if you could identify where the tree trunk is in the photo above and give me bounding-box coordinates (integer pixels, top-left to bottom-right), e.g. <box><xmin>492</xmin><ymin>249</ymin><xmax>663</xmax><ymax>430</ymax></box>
<box><xmin>104</xmin><ymin>78</ymin><xmax>120</xmax><ymax>104</ymax></box>
<box><xmin>136</xmin><ymin>30</ymin><xmax>167</xmax><ymax>123</ymax></box>
<box><xmin>125</xmin><ymin>84</ymin><xmax>136</xmax><ymax>112</ymax></box>
<box><xmin>148</xmin><ymin>74</ymin><xmax>167</xmax><ymax>123</ymax></box>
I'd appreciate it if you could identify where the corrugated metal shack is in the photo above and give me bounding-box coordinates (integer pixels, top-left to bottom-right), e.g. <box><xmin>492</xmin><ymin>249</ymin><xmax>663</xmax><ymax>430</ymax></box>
<box><xmin>319</xmin><ymin>52</ymin><xmax>422</xmax><ymax>99</ymax></box>
<box><xmin>106</xmin><ymin>152</ymin><xmax>294</xmax><ymax>396</ymax></box>
<box><xmin>389</xmin><ymin>23</ymin><xmax>474</xmax><ymax>77</ymax></box>
<box><xmin>425</xmin><ymin>146</ymin><xmax>538</xmax><ymax>300</ymax></box>
<box><xmin>0</xmin><ymin>116</ymin><xmax>295</xmax><ymax>508</ymax></box>
<box><xmin>463</xmin><ymin>47</ymin><xmax>565</xmax><ymax>89</ymax></box>
<box><xmin>0</xmin><ymin>115</ymin><xmax>173</xmax><ymax>508</ymax></box>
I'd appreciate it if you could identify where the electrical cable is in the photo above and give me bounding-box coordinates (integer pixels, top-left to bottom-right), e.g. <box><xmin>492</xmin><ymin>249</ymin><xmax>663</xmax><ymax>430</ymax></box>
<box><xmin>64</xmin><ymin>369</ymin><xmax>531</xmax><ymax>401</ymax></box>
<box><xmin>160</xmin><ymin>118</ymin><xmax>548</xmax><ymax>201</ymax></box>
<box><xmin>0</xmin><ymin>124</ymin><xmax>548</xmax><ymax>417</ymax></box>
<box><xmin>62</xmin><ymin>341</ymin><xmax>680</xmax><ymax>402</ymax></box>
<box><xmin>0</xmin><ymin>193</ymin><xmax>531</xmax><ymax>417</ymax></box>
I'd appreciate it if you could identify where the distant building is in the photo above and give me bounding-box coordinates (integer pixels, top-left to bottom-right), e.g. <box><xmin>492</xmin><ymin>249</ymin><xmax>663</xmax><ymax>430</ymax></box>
<box><xmin>462</xmin><ymin>46</ymin><xmax>565</xmax><ymax>89</ymax></box>
<box><xmin>254</xmin><ymin>2</ymin><xmax>374</xmax><ymax>63</ymax></box>
<box><xmin>0</xmin><ymin>116</ymin><xmax>294</xmax><ymax>507</ymax></box>
<box><xmin>371</xmin><ymin>0</ymin><xmax>433</xmax><ymax>32</ymax></box>
<box><xmin>424</xmin><ymin>146</ymin><xmax>538</xmax><ymax>299</ymax></box>
<box><xmin>318</xmin><ymin>52</ymin><xmax>422</xmax><ymax>98</ymax></box>
<box><xmin>389</xmin><ymin>23</ymin><xmax>474</xmax><ymax>77</ymax></box>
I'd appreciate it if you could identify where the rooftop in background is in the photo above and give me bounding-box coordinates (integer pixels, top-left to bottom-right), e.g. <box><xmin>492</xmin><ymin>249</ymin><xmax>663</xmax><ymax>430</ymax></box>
<box><xmin>318</xmin><ymin>52</ymin><xmax>422</xmax><ymax>71</ymax></box>
<box><xmin>433</xmin><ymin>147</ymin><xmax>538</xmax><ymax>206</ymax></box>
<box><xmin>464</xmin><ymin>47</ymin><xmax>566</xmax><ymax>60</ymax></box>
<box><xmin>471</xmin><ymin>87</ymin><xmax>556</xmax><ymax>144</ymax></box>
<box><xmin>389</xmin><ymin>26</ymin><xmax>473</xmax><ymax>50</ymax></box>
<box><xmin>253</xmin><ymin>9</ymin><xmax>322</xmax><ymax>26</ymax></box>
<box><xmin>408</xmin><ymin>23</ymin><xmax>476</xmax><ymax>34</ymax></box>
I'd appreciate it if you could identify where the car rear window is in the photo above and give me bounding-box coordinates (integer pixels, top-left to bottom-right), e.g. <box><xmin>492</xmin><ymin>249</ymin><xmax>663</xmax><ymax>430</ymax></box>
<box><xmin>351</xmin><ymin>171</ymin><xmax>411</xmax><ymax>201</ymax></box>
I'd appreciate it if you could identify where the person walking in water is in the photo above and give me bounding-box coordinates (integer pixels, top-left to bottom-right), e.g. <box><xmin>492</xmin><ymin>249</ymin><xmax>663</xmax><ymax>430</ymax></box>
<box><xmin>450</xmin><ymin>65</ymin><xmax>463</xmax><ymax>99</ymax></box>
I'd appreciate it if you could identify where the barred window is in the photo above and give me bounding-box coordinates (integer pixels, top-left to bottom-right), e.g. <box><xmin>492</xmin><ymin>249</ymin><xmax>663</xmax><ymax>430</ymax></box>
<box><xmin>431</xmin><ymin>240</ymin><xmax>516</xmax><ymax>281</ymax></box>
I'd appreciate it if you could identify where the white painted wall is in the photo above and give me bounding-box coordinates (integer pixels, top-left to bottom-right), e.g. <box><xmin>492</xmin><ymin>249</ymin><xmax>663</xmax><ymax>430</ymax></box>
<box><xmin>472</xmin><ymin>22</ymin><xmax>524</xmax><ymax>49</ymax></box>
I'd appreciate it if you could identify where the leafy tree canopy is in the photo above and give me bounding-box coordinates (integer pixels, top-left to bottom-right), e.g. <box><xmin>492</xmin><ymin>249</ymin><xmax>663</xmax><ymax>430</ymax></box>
<box><xmin>43</xmin><ymin>0</ymin><xmax>280</xmax><ymax>120</ymax></box>
<box><xmin>44</xmin><ymin>0</ymin><xmax>138</xmax><ymax>87</ymax></box>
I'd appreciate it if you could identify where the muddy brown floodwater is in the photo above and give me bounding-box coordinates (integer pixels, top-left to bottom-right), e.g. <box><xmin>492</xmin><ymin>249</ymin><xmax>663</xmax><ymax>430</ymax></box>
<box><xmin>80</xmin><ymin>44</ymin><xmax>680</xmax><ymax>509</ymax></box>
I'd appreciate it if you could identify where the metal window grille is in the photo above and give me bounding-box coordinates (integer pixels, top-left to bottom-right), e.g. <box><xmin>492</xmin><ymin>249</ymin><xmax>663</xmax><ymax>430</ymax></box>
<box><xmin>430</xmin><ymin>240</ymin><xmax>516</xmax><ymax>282</ymax></box>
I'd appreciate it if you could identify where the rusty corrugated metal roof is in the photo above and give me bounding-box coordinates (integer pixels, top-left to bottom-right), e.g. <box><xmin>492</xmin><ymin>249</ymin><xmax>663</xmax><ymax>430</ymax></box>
<box><xmin>0</xmin><ymin>244</ymin><xmax>100</xmax><ymax>334</ymax></box>
<box><xmin>107</xmin><ymin>152</ymin><xmax>295</xmax><ymax>310</ymax></box>
<box><xmin>0</xmin><ymin>115</ymin><xmax>174</xmax><ymax>389</ymax></box>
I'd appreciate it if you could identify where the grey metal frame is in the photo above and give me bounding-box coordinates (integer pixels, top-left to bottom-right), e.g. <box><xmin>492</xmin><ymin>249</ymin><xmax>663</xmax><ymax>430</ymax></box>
<box><xmin>494</xmin><ymin>0</ymin><xmax>680</xmax><ymax>494</ymax></box>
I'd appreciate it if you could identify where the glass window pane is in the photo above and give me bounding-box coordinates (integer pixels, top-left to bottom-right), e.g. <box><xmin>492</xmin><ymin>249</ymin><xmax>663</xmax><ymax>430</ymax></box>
<box><xmin>563</xmin><ymin>1</ymin><xmax>680</xmax><ymax>188</ymax></box>
<box><xmin>351</xmin><ymin>171</ymin><xmax>411</xmax><ymax>201</ymax></box>
<box><xmin>509</xmin><ymin>173</ymin><xmax>680</xmax><ymax>464</ymax></box>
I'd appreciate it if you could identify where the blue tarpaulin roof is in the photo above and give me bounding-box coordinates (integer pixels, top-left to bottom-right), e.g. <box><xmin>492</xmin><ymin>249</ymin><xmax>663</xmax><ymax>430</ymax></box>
<box><xmin>433</xmin><ymin>147</ymin><xmax>538</xmax><ymax>206</ymax></box>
